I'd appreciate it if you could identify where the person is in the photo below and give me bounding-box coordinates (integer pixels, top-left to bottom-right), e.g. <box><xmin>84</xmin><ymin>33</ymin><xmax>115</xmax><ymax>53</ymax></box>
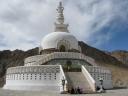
<box><xmin>61</xmin><ymin>77</ymin><xmax>65</xmax><ymax>91</ymax></box>
<box><xmin>80</xmin><ymin>88</ymin><xmax>83</xmax><ymax>94</ymax></box>
<box><xmin>77</xmin><ymin>87</ymin><xmax>81</xmax><ymax>94</ymax></box>
<box><xmin>68</xmin><ymin>88</ymin><xmax>70</xmax><ymax>93</ymax></box>
<box><xmin>71</xmin><ymin>87</ymin><xmax>75</xmax><ymax>94</ymax></box>
<box><xmin>74</xmin><ymin>87</ymin><xmax>78</xmax><ymax>94</ymax></box>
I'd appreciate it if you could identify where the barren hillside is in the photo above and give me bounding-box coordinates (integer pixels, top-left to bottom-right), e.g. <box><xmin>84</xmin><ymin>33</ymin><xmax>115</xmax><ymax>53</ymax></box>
<box><xmin>0</xmin><ymin>42</ymin><xmax>128</xmax><ymax>87</ymax></box>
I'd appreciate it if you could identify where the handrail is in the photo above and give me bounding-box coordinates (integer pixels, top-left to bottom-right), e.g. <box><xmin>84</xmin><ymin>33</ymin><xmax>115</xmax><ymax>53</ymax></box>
<box><xmin>82</xmin><ymin>65</ymin><xmax>96</xmax><ymax>92</ymax></box>
<box><xmin>85</xmin><ymin>66</ymin><xmax>111</xmax><ymax>74</ymax></box>
<box><xmin>59</xmin><ymin>65</ymin><xmax>68</xmax><ymax>92</ymax></box>
<box><xmin>25</xmin><ymin>52</ymin><xmax>97</xmax><ymax>66</ymax></box>
<box><xmin>6</xmin><ymin>65</ymin><xmax>60</xmax><ymax>74</ymax></box>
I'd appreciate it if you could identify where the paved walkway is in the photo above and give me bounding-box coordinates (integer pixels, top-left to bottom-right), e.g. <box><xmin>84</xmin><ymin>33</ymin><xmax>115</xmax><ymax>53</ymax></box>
<box><xmin>0</xmin><ymin>88</ymin><xmax>128</xmax><ymax>96</ymax></box>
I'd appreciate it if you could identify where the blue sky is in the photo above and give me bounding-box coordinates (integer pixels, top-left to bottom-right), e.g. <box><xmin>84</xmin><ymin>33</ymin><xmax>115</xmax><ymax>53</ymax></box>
<box><xmin>99</xmin><ymin>24</ymin><xmax>128</xmax><ymax>51</ymax></box>
<box><xmin>0</xmin><ymin>0</ymin><xmax>128</xmax><ymax>51</ymax></box>
<box><xmin>90</xmin><ymin>16</ymin><xmax>128</xmax><ymax>51</ymax></box>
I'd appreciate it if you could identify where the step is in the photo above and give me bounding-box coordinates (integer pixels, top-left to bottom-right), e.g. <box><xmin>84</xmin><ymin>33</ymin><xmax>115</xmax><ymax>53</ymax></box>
<box><xmin>65</xmin><ymin>72</ymin><xmax>92</xmax><ymax>93</ymax></box>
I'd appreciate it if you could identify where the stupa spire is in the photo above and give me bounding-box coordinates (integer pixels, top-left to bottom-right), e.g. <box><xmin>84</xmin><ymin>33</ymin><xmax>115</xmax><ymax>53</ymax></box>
<box><xmin>56</xmin><ymin>2</ymin><xmax>64</xmax><ymax>24</ymax></box>
<box><xmin>54</xmin><ymin>1</ymin><xmax>69</xmax><ymax>32</ymax></box>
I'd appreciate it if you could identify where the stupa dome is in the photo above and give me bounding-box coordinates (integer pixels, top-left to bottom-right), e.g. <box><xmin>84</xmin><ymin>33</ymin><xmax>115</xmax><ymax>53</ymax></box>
<box><xmin>41</xmin><ymin>32</ymin><xmax>79</xmax><ymax>50</ymax></box>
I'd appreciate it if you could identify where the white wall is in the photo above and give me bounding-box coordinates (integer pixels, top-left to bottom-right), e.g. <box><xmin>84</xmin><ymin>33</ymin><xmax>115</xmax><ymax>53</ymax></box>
<box><xmin>4</xmin><ymin>65</ymin><xmax>62</xmax><ymax>92</ymax></box>
<box><xmin>86</xmin><ymin>66</ymin><xmax>113</xmax><ymax>89</ymax></box>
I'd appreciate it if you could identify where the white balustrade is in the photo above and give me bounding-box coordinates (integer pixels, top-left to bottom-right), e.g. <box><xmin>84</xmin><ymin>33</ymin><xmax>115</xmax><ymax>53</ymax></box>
<box><xmin>6</xmin><ymin>65</ymin><xmax>60</xmax><ymax>74</ymax></box>
<box><xmin>59</xmin><ymin>65</ymin><xmax>67</xmax><ymax>92</ymax></box>
<box><xmin>25</xmin><ymin>52</ymin><xmax>97</xmax><ymax>66</ymax></box>
<box><xmin>86</xmin><ymin>66</ymin><xmax>111</xmax><ymax>74</ymax></box>
<box><xmin>82</xmin><ymin>65</ymin><xmax>96</xmax><ymax>92</ymax></box>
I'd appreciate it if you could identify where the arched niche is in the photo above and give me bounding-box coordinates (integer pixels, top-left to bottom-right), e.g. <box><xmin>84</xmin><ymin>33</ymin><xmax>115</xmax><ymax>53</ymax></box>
<box><xmin>59</xmin><ymin>45</ymin><xmax>66</xmax><ymax>52</ymax></box>
<box><xmin>57</xmin><ymin>39</ymin><xmax>70</xmax><ymax>52</ymax></box>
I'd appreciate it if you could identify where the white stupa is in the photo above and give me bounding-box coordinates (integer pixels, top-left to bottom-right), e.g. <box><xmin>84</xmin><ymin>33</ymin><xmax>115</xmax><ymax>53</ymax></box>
<box><xmin>3</xmin><ymin>2</ymin><xmax>113</xmax><ymax>93</ymax></box>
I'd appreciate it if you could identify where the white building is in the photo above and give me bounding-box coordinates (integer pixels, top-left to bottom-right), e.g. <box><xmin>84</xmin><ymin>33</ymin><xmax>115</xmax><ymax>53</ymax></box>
<box><xmin>3</xmin><ymin>2</ymin><xmax>113</xmax><ymax>93</ymax></box>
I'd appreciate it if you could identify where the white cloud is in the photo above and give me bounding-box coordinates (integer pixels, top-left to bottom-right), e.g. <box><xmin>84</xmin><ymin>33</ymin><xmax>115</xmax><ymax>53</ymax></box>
<box><xmin>0</xmin><ymin>0</ymin><xmax>127</xmax><ymax>50</ymax></box>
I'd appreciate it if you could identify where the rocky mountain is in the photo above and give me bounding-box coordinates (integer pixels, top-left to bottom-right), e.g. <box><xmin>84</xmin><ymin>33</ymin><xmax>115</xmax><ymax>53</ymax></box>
<box><xmin>110</xmin><ymin>50</ymin><xmax>128</xmax><ymax>65</ymax></box>
<box><xmin>0</xmin><ymin>48</ymin><xmax>39</xmax><ymax>87</ymax></box>
<box><xmin>0</xmin><ymin>41</ymin><xmax>128</xmax><ymax>88</ymax></box>
<box><xmin>79</xmin><ymin>42</ymin><xmax>124</xmax><ymax>65</ymax></box>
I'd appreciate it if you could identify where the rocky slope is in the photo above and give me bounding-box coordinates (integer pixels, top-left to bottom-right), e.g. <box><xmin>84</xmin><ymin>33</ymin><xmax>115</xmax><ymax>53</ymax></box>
<box><xmin>110</xmin><ymin>50</ymin><xmax>128</xmax><ymax>65</ymax></box>
<box><xmin>0</xmin><ymin>42</ymin><xmax>128</xmax><ymax>88</ymax></box>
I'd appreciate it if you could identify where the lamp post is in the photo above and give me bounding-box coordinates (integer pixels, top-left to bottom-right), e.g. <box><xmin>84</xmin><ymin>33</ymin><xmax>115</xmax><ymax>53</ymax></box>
<box><xmin>98</xmin><ymin>77</ymin><xmax>105</xmax><ymax>93</ymax></box>
<box><xmin>99</xmin><ymin>78</ymin><xmax>103</xmax><ymax>86</ymax></box>
<box><xmin>61</xmin><ymin>77</ymin><xmax>65</xmax><ymax>92</ymax></box>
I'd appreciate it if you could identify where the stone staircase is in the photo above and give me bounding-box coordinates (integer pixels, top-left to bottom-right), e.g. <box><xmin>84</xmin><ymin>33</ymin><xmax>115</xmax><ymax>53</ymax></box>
<box><xmin>65</xmin><ymin>72</ymin><xmax>92</xmax><ymax>93</ymax></box>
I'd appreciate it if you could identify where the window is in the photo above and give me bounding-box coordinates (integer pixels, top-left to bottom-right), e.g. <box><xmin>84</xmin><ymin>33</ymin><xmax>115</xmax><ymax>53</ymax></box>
<box><xmin>44</xmin><ymin>73</ymin><xmax>46</xmax><ymax>80</ymax></box>
<box><xmin>35</xmin><ymin>74</ymin><xmax>37</xmax><ymax>80</ymax></box>
<box><xmin>39</xmin><ymin>75</ymin><xmax>42</xmax><ymax>80</ymax></box>
<box><xmin>19</xmin><ymin>74</ymin><xmax>21</xmax><ymax>80</ymax></box>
